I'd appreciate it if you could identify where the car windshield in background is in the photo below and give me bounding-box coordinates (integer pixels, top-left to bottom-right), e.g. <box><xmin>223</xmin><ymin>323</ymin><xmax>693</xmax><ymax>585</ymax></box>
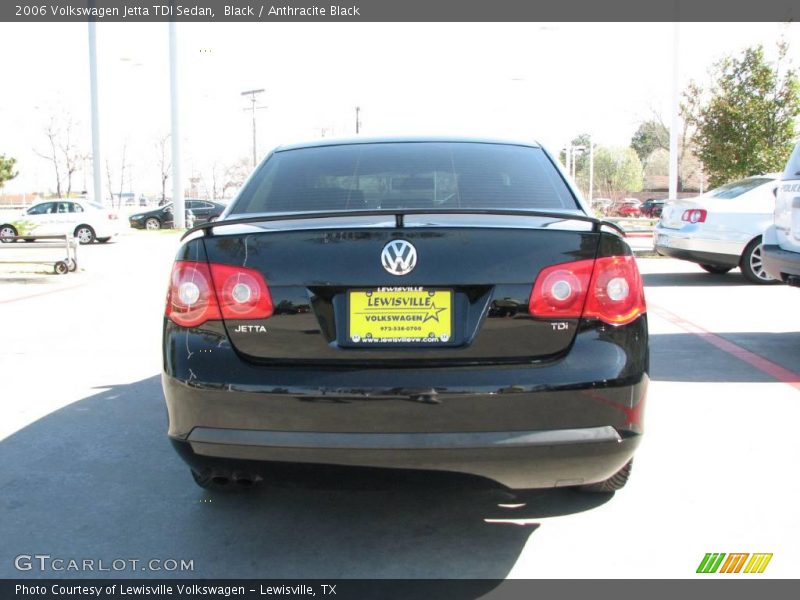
<box><xmin>706</xmin><ymin>177</ymin><xmax>772</xmax><ymax>199</ymax></box>
<box><xmin>230</xmin><ymin>142</ymin><xmax>579</xmax><ymax>215</ymax></box>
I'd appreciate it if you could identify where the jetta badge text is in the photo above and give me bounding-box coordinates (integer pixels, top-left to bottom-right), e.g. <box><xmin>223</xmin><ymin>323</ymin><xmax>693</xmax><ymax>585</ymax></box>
<box><xmin>381</xmin><ymin>240</ymin><xmax>418</xmax><ymax>276</ymax></box>
<box><xmin>233</xmin><ymin>325</ymin><xmax>267</xmax><ymax>333</ymax></box>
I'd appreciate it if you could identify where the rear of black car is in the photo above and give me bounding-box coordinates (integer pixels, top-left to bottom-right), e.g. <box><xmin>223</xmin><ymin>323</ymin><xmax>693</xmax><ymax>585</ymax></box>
<box><xmin>162</xmin><ymin>139</ymin><xmax>648</xmax><ymax>491</ymax></box>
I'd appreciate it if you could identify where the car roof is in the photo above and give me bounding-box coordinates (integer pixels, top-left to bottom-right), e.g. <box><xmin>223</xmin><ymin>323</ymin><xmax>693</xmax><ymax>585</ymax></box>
<box><xmin>274</xmin><ymin>136</ymin><xmax>543</xmax><ymax>153</ymax></box>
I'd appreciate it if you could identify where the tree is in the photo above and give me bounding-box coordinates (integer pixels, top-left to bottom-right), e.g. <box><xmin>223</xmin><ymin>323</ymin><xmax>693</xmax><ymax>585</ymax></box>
<box><xmin>35</xmin><ymin>118</ymin><xmax>63</xmax><ymax>198</ymax></box>
<box><xmin>683</xmin><ymin>43</ymin><xmax>800</xmax><ymax>188</ymax></box>
<box><xmin>34</xmin><ymin>114</ymin><xmax>87</xmax><ymax>198</ymax></box>
<box><xmin>155</xmin><ymin>134</ymin><xmax>171</xmax><ymax>204</ymax></box>
<box><xmin>593</xmin><ymin>146</ymin><xmax>644</xmax><ymax>197</ymax></box>
<box><xmin>202</xmin><ymin>158</ymin><xmax>251</xmax><ymax>200</ymax></box>
<box><xmin>0</xmin><ymin>155</ymin><xmax>18</xmax><ymax>189</ymax></box>
<box><xmin>631</xmin><ymin>120</ymin><xmax>669</xmax><ymax>164</ymax></box>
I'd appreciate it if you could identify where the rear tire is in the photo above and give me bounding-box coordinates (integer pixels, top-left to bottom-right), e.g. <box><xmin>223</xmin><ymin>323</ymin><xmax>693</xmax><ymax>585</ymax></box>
<box><xmin>699</xmin><ymin>264</ymin><xmax>732</xmax><ymax>275</ymax></box>
<box><xmin>74</xmin><ymin>225</ymin><xmax>96</xmax><ymax>245</ymax></box>
<box><xmin>578</xmin><ymin>460</ymin><xmax>633</xmax><ymax>493</ymax></box>
<box><xmin>740</xmin><ymin>237</ymin><xmax>777</xmax><ymax>285</ymax></box>
<box><xmin>0</xmin><ymin>224</ymin><xmax>17</xmax><ymax>242</ymax></box>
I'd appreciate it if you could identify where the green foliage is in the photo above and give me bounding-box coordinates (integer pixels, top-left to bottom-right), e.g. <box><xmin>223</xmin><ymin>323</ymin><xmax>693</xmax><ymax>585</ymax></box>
<box><xmin>683</xmin><ymin>43</ymin><xmax>800</xmax><ymax>188</ymax></box>
<box><xmin>0</xmin><ymin>154</ymin><xmax>18</xmax><ymax>189</ymax></box>
<box><xmin>631</xmin><ymin>121</ymin><xmax>669</xmax><ymax>162</ymax></box>
<box><xmin>593</xmin><ymin>146</ymin><xmax>644</xmax><ymax>196</ymax></box>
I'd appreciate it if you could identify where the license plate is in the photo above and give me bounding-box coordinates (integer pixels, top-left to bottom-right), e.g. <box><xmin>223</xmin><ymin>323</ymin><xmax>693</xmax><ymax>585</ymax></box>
<box><xmin>348</xmin><ymin>288</ymin><xmax>453</xmax><ymax>345</ymax></box>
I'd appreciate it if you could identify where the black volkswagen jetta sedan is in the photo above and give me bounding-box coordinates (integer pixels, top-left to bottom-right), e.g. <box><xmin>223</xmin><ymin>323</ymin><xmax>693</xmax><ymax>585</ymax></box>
<box><xmin>162</xmin><ymin>138</ymin><xmax>649</xmax><ymax>493</ymax></box>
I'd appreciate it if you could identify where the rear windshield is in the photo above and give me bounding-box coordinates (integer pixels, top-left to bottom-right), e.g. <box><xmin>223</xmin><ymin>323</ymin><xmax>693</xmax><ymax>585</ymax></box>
<box><xmin>706</xmin><ymin>177</ymin><xmax>773</xmax><ymax>199</ymax></box>
<box><xmin>784</xmin><ymin>142</ymin><xmax>800</xmax><ymax>180</ymax></box>
<box><xmin>230</xmin><ymin>142</ymin><xmax>578</xmax><ymax>214</ymax></box>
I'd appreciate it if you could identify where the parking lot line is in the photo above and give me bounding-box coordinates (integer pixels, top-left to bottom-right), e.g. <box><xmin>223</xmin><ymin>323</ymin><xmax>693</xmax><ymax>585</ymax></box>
<box><xmin>649</xmin><ymin>303</ymin><xmax>800</xmax><ymax>392</ymax></box>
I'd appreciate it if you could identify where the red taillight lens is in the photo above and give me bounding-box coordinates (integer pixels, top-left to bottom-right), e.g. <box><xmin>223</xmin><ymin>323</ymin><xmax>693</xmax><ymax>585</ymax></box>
<box><xmin>108</xmin><ymin>213</ymin><xmax>118</xmax><ymax>220</ymax></box>
<box><xmin>529</xmin><ymin>255</ymin><xmax>646</xmax><ymax>326</ymax></box>
<box><xmin>583</xmin><ymin>256</ymin><xmax>646</xmax><ymax>325</ymax></box>
<box><xmin>681</xmin><ymin>209</ymin><xmax>707</xmax><ymax>223</ymax></box>
<box><xmin>166</xmin><ymin>261</ymin><xmax>221</xmax><ymax>327</ymax></box>
<box><xmin>209</xmin><ymin>263</ymin><xmax>273</xmax><ymax>320</ymax></box>
<box><xmin>529</xmin><ymin>259</ymin><xmax>594</xmax><ymax>318</ymax></box>
<box><xmin>166</xmin><ymin>261</ymin><xmax>272</xmax><ymax>327</ymax></box>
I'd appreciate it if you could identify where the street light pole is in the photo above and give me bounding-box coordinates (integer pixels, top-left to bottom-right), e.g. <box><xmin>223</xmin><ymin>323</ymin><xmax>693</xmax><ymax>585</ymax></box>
<box><xmin>355</xmin><ymin>106</ymin><xmax>361</xmax><ymax>134</ymax></box>
<box><xmin>588</xmin><ymin>138</ymin><xmax>594</xmax><ymax>202</ymax></box>
<box><xmin>241</xmin><ymin>88</ymin><xmax>265</xmax><ymax>168</ymax></box>
<box><xmin>669</xmin><ymin>22</ymin><xmax>680</xmax><ymax>200</ymax></box>
<box><xmin>87</xmin><ymin>18</ymin><xmax>103</xmax><ymax>205</ymax></box>
<box><xmin>169</xmin><ymin>20</ymin><xmax>185</xmax><ymax>229</ymax></box>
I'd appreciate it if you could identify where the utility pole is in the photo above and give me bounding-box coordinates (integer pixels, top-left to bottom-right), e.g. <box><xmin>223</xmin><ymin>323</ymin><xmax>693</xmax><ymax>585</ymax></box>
<box><xmin>241</xmin><ymin>88</ymin><xmax>265</xmax><ymax>168</ymax></box>
<box><xmin>355</xmin><ymin>106</ymin><xmax>361</xmax><ymax>134</ymax></box>
<box><xmin>169</xmin><ymin>20</ymin><xmax>185</xmax><ymax>228</ymax></box>
<box><xmin>668</xmin><ymin>22</ymin><xmax>680</xmax><ymax>200</ymax></box>
<box><xmin>88</xmin><ymin>16</ymin><xmax>103</xmax><ymax>206</ymax></box>
<box><xmin>588</xmin><ymin>138</ymin><xmax>594</xmax><ymax>202</ymax></box>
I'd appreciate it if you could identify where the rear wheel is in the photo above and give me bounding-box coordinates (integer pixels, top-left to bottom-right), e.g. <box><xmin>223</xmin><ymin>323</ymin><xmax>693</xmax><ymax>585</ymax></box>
<box><xmin>699</xmin><ymin>264</ymin><xmax>732</xmax><ymax>275</ymax></box>
<box><xmin>740</xmin><ymin>237</ymin><xmax>777</xmax><ymax>285</ymax></box>
<box><xmin>0</xmin><ymin>224</ymin><xmax>17</xmax><ymax>242</ymax></box>
<box><xmin>74</xmin><ymin>225</ymin><xmax>96</xmax><ymax>245</ymax></box>
<box><xmin>578</xmin><ymin>460</ymin><xmax>633</xmax><ymax>493</ymax></box>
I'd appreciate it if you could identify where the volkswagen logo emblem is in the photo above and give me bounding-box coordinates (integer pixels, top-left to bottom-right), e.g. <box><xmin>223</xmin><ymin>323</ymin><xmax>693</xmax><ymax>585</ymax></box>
<box><xmin>381</xmin><ymin>239</ymin><xmax>417</xmax><ymax>276</ymax></box>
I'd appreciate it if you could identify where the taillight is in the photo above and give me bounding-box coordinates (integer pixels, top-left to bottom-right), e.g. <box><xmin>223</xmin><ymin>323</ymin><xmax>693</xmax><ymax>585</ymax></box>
<box><xmin>209</xmin><ymin>263</ymin><xmax>273</xmax><ymax>320</ymax></box>
<box><xmin>529</xmin><ymin>255</ymin><xmax>646</xmax><ymax>326</ymax></box>
<box><xmin>681</xmin><ymin>209</ymin><xmax>707</xmax><ymax>223</ymax></box>
<box><xmin>166</xmin><ymin>261</ymin><xmax>221</xmax><ymax>327</ymax></box>
<box><xmin>583</xmin><ymin>256</ymin><xmax>646</xmax><ymax>325</ymax></box>
<box><xmin>529</xmin><ymin>259</ymin><xmax>594</xmax><ymax>318</ymax></box>
<box><xmin>166</xmin><ymin>260</ymin><xmax>272</xmax><ymax>327</ymax></box>
<box><xmin>108</xmin><ymin>213</ymin><xmax>118</xmax><ymax>220</ymax></box>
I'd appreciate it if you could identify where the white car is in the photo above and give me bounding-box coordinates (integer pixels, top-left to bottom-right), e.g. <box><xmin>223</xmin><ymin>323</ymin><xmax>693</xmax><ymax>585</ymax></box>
<box><xmin>763</xmin><ymin>141</ymin><xmax>800</xmax><ymax>285</ymax></box>
<box><xmin>653</xmin><ymin>175</ymin><xmax>780</xmax><ymax>284</ymax></box>
<box><xmin>0</xmin><ymin>199</ymin><xmax>125</xmax><ymax>244</ymax></box>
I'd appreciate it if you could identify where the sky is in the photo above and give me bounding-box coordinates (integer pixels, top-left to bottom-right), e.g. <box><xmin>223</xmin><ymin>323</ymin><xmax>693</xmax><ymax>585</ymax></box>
<box><xmin>0</xmin><ymin>21</ymin><xmax>798</xmax><ymax>197</ymax></box>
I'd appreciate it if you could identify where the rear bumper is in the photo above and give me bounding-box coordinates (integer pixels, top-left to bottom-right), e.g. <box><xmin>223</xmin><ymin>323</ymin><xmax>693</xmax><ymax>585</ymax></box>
<box><xmin>162</xmin><ymin>318</ymin><xmax>648</xmax><ymax>489</ymax></box>
<box><xmin>172</xmin><ymin>428</ymin><xmax>641</xmax><ymax>490</ymax></box>
<box><xmin>762</xmin><ymin>244</ymin><xmax>800</xmax><ymax>283</ymax></box>
<box><xmin>653</xmin><ymin>227</ymin><xmax>743</xmax><ymax>266</ymax></box>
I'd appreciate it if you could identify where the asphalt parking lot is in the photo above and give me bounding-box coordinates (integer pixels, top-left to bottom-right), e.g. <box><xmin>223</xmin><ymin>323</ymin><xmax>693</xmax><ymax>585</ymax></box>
<box><xmin>1</xmin><ymin>231</ymin><xmax>798</xmax><ymax>579</ymax></box>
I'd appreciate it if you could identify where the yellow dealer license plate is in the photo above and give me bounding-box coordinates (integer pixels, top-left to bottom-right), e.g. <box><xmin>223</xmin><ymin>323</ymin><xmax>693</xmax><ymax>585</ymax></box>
<box><xmin>348</xmin><ymin>288</ymin><xmax>453</xmax><ymax>344</ymax></box>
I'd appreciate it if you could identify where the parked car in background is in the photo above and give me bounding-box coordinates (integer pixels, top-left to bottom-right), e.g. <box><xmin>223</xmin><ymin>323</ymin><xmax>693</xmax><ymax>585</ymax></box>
<box><xmin>128</xmin><ymin>203</ymin><xmax>195</xmax><ymax>230</ymax></box>
<box><xmin>185</xmin><ymin>199</ymin><xmax>226</xmax><ymax>224</ymax></box>
<box><xmin>162</xmin><ymin>137</ymin><xmax>649</xmax><ymax>494</ymax></box>
<box><xmin>0</xmin><ymin>199</ymin><xmax>124</xmax><ymax>244</ymax></box>
<box><xmin>654</xmin><ymin>174</ymin><xmax>780</xmax><ymax>283</ymax></box>
<box><xmin>590</xmin><ymin>197</ymin><xmax>613</xmax><ymax>216</ymax></box>
<box><xmin>640</xmin><ymin>198</ymin><xmax>666</xmax><ymax>219</ymax></box>
<box><xmin>763</xmin><ymin>141</ymin><xmax>800</xmax><ymax>285</ymax></box>
<box><xmin>612</xmin><ymin>198</ymin><xmax>641</xmax><ymax>217</ymax></box>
